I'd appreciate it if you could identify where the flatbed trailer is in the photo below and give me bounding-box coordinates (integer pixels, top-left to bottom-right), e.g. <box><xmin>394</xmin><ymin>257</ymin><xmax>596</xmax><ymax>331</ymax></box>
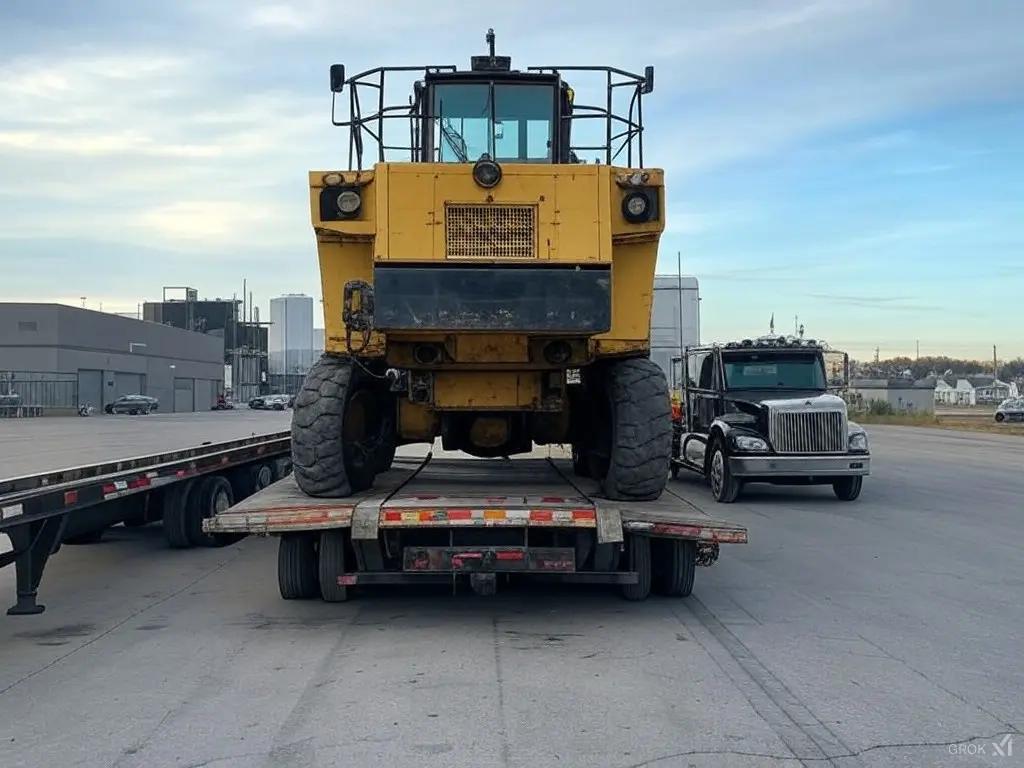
<box><xmin>0</xmin><ymin>419</ymin><xmax>292</xmax><ymax>616</ymax></box>
<box><xmin>204</xmin><ymin>446</ymin><xmax>748</xmax><ymax>602</ymax></box>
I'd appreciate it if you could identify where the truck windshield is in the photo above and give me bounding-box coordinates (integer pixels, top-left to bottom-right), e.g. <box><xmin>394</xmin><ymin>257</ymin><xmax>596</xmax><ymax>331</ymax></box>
<box><xmin>432</xmin><ymin>82</ymin><xmax>554</xmax><ymax>163</ymax></box>
<box><xmin>723</xmin><ymin>352</ymin><xmax>827</xmax><ymax>389</ymax></box>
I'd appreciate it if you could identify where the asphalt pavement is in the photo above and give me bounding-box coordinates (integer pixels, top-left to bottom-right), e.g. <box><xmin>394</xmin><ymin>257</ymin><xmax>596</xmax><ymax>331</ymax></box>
<box><xmin>0</xmin><ymin>424</ymin><xmax>1020</xmax><ymax>768</ymax></box>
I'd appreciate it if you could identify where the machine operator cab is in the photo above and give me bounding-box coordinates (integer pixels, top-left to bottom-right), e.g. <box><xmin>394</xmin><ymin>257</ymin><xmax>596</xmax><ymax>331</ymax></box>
<box><xmin>327</xmin><ymin>28</ymin><xmax>654</xmax><ymax>171</ymax></box>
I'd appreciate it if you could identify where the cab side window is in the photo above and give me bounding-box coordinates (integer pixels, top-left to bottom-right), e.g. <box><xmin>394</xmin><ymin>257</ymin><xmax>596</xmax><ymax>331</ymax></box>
<box><xmin>697</xmin><ymin>353</ymin><xmax>718</xmax><ymax>390</ymax></box>
<box><xmin>686</xmin><ymin>351</ymin><xmax>708</xmax><ymax>389</ymax></box>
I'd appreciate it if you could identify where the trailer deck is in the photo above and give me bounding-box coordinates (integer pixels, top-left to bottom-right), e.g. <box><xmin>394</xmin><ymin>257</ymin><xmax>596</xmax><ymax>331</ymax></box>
<box><xmin>207</xmin><ymin>452</ymin><xmax>748</xmax><ymax>544</ymax></box>
<box><xmin>0</xmin><ymin>411</ymin><xmax>291</xmax><ymax>481</ymax></box>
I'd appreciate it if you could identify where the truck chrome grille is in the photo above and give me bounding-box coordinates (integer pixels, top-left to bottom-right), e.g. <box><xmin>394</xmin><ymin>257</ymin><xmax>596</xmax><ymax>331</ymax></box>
<box><xmin>445</xmin><ymin>204</ymin><xmax>536</xmax><ymax>259</ymax></box>
<box><xmin>768</xmin><ymin>409</ymin><xmax>847</xmax><ymax>454</ymax></box>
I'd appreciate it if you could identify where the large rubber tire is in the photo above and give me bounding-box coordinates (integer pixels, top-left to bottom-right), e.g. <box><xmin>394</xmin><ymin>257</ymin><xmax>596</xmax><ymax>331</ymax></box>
<box><xmin>621</xmin><ymin>534</ymin><xmax>652</xmax><ymax>602</ymax></box>
<box><xmin>162</xmin><ymin>480</ymin><xmax>195</xmax><ymax>549</ymax></box>
<box><xmin>318</xmin><ymin>530</ymin><xmax>350</xmax><ymax>602</ymax></box>
<box><xmin>278</xmin><ymin>534</ymin><xmax>320</xmax><ymax>600</ymax></box>
<box><xmin>707</xmin><ymin>440</ymin><xmax>742</xmax><ymax>504</ymax></box>
<box><xmin>832</xmin><ymin>476</ymin><xmax>863</xmax><ymax>501</ymax></box>
<box><xmin>599</xmin><ymin>358</ymin><xmax>673</xmax><ymax>502</ymax></box>
<box><xmin>291</xmin><ymin>355</ymin><xmax>382</xmax><ymax>498</ymax></box>
<box><xmin>187</xmin><ymin>475</ymin><xmax>235</xmax><ymax>547</ymax></box>
<box><xmin>373</xmin><ymin>442</ymin><xmax>396</xmax><ymax>474</ymax></box>
<box><xmin>571</xmin><ymin>445</ymin><xmax>590</xmax><ymax>478</ymax></box>
<box><xmin>652</xmin><ymin>538</ymin><xmax>697</xmax><ymax>597</ymax></box>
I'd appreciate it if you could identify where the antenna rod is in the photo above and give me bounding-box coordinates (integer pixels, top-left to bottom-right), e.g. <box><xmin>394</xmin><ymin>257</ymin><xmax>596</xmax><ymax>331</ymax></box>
<box><xmin>486</xmin><ymin>28</ymin><xmax>495</xmax><ymax>57</ymax></box>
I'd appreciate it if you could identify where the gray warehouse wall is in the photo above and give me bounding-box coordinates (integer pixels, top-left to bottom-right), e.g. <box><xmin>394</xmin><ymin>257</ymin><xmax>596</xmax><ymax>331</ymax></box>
<box><xmin>0</xmin><ymin>303</ymin><xmax>225</xmax><ymax>412</ymax></box>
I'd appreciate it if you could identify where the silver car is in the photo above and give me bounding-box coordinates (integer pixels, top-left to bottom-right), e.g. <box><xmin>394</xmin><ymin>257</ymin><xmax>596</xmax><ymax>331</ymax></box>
<box><xmin>994</xmin><ymin>397</ymin><xmax>1024</xmax><ymax>423</ymax></box>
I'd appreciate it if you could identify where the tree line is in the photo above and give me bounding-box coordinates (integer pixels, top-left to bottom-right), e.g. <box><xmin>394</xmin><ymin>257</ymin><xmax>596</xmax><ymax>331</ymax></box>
<box><xmin>851</xmin><ymin>356</ymin><xmax>1024</xmax><ymax>382</ymax></box>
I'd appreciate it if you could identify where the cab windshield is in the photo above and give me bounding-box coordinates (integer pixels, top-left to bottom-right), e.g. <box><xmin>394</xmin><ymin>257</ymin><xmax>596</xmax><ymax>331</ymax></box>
<box><xmin>723</xmin><ymin>352</ymin><xmax>827</xmax><ymax>390</ymax></box>
<box><xmin>432</xmin><ymin>82</ymin><xmax>555</xmax><ymax>163</ymax></box>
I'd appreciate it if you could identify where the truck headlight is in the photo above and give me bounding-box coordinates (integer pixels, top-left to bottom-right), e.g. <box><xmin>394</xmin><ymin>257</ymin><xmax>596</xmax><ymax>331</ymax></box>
<box><xmin>622</xmin><ymin>192</ymin><xmax>650</xmax><ymax>222</ymax></box>
<box><xmin>848</xmin><ymin>431</ymin><xmax>869</xmax><ymax>452</ymax></box>
<box><xmin>734</xmin><ymin>435</ymin><xmax>768</xmax><ymax>452</ymax></box>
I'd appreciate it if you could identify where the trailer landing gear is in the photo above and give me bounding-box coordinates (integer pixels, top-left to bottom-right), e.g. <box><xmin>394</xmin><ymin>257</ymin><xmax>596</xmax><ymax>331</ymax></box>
<box><xmin>4</xmin><ymin>516</ymin><xmax>68</xmax><ymax>615</ymax></box>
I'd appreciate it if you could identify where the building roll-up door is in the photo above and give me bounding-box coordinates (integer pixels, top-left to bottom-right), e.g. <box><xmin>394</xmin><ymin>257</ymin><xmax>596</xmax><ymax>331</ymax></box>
<box><xmin>173</xmin><ymin>377</ymin><xmax>195</xmax><ymax>413</ymax></box>
<box><xmin>77</xmin><ymin>369</ymin><xmax>103</xmax><ymax>409</ymax></box>
<box><xmin>114</xmin><ymin>372</ymin><xmax>145</xmax><ymax>399</ymax></box>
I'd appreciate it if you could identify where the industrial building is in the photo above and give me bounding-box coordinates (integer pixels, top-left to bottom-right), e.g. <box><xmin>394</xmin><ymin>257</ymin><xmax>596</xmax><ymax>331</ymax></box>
<box><xmin>848</xmin><ymin>378</ymin><xmax>937</xmax><ymax>414</ymax></box>
<box><xmin>143</xmin><ymin>286</ymin><xmax>269</xmax><ymax>403</ymax></box>
<box><xmin>0</xmin><ymin>303</ymin><xmax>225</xmax><ymax>414</ymax></box>
<box><xmin>650</xmin><ymin>275</ymin><xmax>701</xmax><ymax>387</ymax></box>
<box><xmin>268</xmin><ymin>294</ymin><xmax>315</xmax><ymax>375</ymax></box>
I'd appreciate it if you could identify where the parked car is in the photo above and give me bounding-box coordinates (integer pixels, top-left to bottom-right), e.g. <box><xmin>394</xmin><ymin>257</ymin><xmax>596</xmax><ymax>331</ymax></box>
<box><xmin>994</xmin><ymin>397</ymin><xmax>1024</xmax><ymax>423</ymax></box>
<box><xmin>249</xmin><ymin>394</ymin><xmax>290</xmax><ymax>411</ymax></box>
<box><xmin>104</xmin><ymin>394</ymin><xmax>159</xmax><ymax>415</ymax></box>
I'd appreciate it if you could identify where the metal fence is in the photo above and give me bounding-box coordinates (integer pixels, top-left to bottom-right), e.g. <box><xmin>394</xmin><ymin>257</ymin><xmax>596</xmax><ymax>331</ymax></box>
<box><xmin>0</xmin><ymin>371</ymin><xmax>78</xmax><ymax>409</ymax></box>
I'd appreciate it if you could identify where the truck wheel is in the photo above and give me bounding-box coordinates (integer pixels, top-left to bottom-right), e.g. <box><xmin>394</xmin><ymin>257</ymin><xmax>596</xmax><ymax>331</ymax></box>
<box><xmin>187</xmin><ymin>475</ymin><xmax>235</xmax><ymax>547</ymax></box>
<box><xmin>621</xmin><ymin>534</ymin><xmax>652</xmax><ymax>601</ymax></box>
<box><xmin>318</xmin><ymin>530</ymin><xmax>350</xmax><ymax>602</ymax></box>
<box><xmin>832</xmin><ymin>476</ymin><xmax>863</xmax><ymax>501</ymax></box>
<box><xmin>163</xmin><ymin>480</ymin><xmax>196</xmax><ymax>549</ymax></box>
<box><xmin>291</xmin><ymin>355</ymin><xmax>382</xmax><ymax>498</ymax></box>
<box><xmin>278</xmin><ymin>534</ymin><xmax>320</xmax><ymax>600</ymax></box>
<box><xmin>571</xmin><ymin>446</ymin><xmax>590</xmax><ymax>478</ymax></box>
<box><xmin>707</xmin><ymin>441</ymin><xmax>742</xmax><ymax>504</ymax></box>
<box><xmin>652</xmin><ymin>538</ymin><xmax>696</xmax><ymax>597</ymax></box>
<box><xmin>597</xmin><ymin>358</ymin><xmax>672</xmax><ymax>501</ymax></box>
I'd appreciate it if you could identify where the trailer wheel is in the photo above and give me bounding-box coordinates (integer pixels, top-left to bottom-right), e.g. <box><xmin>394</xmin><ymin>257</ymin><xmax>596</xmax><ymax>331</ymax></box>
<box><xmin>291</xmin><ymin>355</ymin><xmax>383</xmax><ymax>498</ymax></box>
<box><xmin>318</xmin><ymin>530</ymin><xmax>350</xmax><ymax>602</ymax></box>
<box><xmin>188</xmin><ymin>475</ymin><xmax>235</xmax><ymax>547</ymax></box>
<box><xmin>707</xmin><ymin>440</ymin><xmax>742</xmax><ymax>504</ymax></box>
<box><xmin>64</xmin><ymin>528</ymin><xmax>107</xmax><ymax>545</ymax></box>
<box><xmin>621</xmin><ymin>534</ymin><xmax>652</xmax><ymax>601</ymax></box>
<box><xmin>832</xmin><ymin>476</ymin><xmax>863</xmax><ymax>501</ymax></box>
<box><xmin>278</xmin><ymin>534</ymin><xmax>320</xmax><ymax>600</ymax></box>
<box><xmin>162</xmin><ymin>480</ymin><xmax>196</xmax><ymax>549</ymax></box>
<box><xmin>652</xmin><ymin>538</ymin><xmax>696</xmax><ymax>597</ymax></box>
<box><xmin>599</xmin><ymin>359</ymin><xmax>673</xmax><ymax>502</ymax></box>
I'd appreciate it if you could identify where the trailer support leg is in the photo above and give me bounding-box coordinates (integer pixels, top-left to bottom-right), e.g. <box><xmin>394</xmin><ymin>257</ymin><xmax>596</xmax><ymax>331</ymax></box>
<box><xmin>7</xmin><ymin>515</ymin><xmax>68</xmax><ymax>616</ymax></box>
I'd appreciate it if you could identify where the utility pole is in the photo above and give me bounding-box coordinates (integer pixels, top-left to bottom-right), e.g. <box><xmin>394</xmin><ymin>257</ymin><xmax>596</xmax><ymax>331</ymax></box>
<box><xmin>916</xmin><ymin>340</ymin><xmax>919</xmax><ymax>360</ymax></box>
<box><xmin>993</xmin><ymin>345</ymin><xmax>998</xmax><ymax>378</ymax></box>
<box><xmin>874</xmin><ymin>347</ymin><xmax>880</xmax><ymax>363</ymax></box>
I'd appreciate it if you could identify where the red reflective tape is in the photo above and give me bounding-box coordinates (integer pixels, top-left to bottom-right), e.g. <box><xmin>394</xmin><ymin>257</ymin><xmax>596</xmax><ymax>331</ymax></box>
<box><xmin>102</xmin><ymin>484</ymin><xmax>117</xmax><ymax>494</ymax></box>
<box><xmin>414</xmin><ymin>494</ymin><xmax>440</xmax><ymax>500</ymax></box>
<box><xmin>540</xmin><ymin>496</ymin><xmax>565</xmax><ymax>503</ymax></box>
<box><xmin>529</xmin><ymin>510</ymin><xmax>554</xmax><ymax>522</ymax></box>
<box><xmin>571</xmin><ymin>509</ymin><xmax>596</xmax><ymax>521</ymax></box>
<box><xmin>129</xmin><ymin>477</ymin><xmax>151</xmax><ymax>490</ymax></box>
<box><xmin>64</xmin><ymin>489</ymin><xmax>78</xmax><ymax>505</ymax></box>
<box><xmin>446</xmin><ymin>509</ymin><xmax>473</xmax><ymax>520</ymax></box>
<box><xmin>495</xmin><ymin>550</ymin><xmax>525</xmax><ymax>560</ymax></box>
<box><xmin>382</xmin><ymin>511</ymin><xmax>403</xmax><ymax>522</ymax></box>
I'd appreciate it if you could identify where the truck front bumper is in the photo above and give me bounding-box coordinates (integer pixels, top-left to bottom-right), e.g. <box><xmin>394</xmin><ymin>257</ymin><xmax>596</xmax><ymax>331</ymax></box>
<box><xmin>728</xmin><ymin>454</ymin><xmax>870</xmax><ymax>478</ymax></box>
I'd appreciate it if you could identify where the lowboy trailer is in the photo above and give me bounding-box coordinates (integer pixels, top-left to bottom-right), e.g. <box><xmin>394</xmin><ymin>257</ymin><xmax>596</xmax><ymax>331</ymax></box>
<box><xmin>204</xmin><ymin>445</ymin><xmax>748</xmax><ymax>602</ymax></box>
<box><xmin>0</xmin><ymin>429</ymin><xmax>291</xmax><ymax>616</ymax></box>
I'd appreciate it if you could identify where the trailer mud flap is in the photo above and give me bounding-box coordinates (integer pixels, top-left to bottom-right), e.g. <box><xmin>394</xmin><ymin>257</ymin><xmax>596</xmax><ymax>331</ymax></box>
<box><xmin>593</xmin><ymin>501</ymin><xmax>624</xmax><ymax>544</ymax></box>
<box><xmin>404</xmin><ymin>546</ymin><xmax>576</xmax><ymax>573</ymax></box>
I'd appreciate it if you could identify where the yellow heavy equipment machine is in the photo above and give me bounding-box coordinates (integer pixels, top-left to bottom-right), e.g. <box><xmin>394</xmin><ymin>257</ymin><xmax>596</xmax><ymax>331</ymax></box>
<box><xmin>292</xmin><ymin>30</ymin><xmax>671</xmax><ymax>502</ymax></box>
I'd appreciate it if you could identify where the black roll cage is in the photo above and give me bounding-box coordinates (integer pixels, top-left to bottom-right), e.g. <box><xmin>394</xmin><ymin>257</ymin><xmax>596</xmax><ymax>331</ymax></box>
<box><xmin>330</xmin><ymin>63</ymin><xmax>651</xmax><ymax>171</ymax></box>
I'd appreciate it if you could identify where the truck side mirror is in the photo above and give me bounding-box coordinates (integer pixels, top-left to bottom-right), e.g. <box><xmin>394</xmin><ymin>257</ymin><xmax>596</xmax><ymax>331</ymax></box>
<box><xmin>329</xmin><ymin>64</ymin><xmax>346</xmax><ymax>93</ymax></box>
<box><xmin>642</xmin><ymin>66</ymin><xmax>655</xmax><ymax>94</ymax></box>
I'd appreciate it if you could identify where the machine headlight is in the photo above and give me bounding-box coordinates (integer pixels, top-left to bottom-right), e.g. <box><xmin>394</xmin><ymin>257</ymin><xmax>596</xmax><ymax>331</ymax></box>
<box><xmin>734</xmin><ymin>435</ymin><xmax>769</xmax><ymax>452</ymax></box>
<box><xmin>622</xmin><ymin>192</ymin><xmax>650</xmax><ymax>222</ymax></box>
<box><xmin>336</xmin><ymin>190</ymin><xmax>362</xmax><ymax>215</ymax></box>
<box><xmin>472</xmin><ymin>157</ymin><xmax>502</xmax><ymax>189</ymax></box>
<box><xmin>848</xmin><ymin>431</ymin><xmax>869</xmax><ymax>452</ymax></box>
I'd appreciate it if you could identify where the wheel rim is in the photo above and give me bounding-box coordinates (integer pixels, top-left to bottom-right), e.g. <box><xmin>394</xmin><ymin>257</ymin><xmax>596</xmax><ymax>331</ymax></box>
<box><xmin>710</xmin><ymin>450</ymin><xmax>724</xmax><ymax>497</ymax></box>
<box><xmin>214</xmin><ymin>489</ymin><xmax>230</xmax><ymax>514</ymax></box>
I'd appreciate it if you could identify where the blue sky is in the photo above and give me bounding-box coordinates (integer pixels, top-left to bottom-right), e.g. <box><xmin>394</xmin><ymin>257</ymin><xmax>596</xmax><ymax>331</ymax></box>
<box><xmin>0</xmin><ymin>0</ymin><xmax>1020</xmax><ymax>361</ymax></box>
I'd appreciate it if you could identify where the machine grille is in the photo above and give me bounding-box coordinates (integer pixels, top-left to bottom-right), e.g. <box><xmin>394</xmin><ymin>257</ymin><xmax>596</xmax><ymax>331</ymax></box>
<box><xmin>768</xmin><ymin>409</ymin><xmax>847</xmax><ymax>454</ymax></box>
<box><xmin>445</xmin><ymin>204</ymin><xmax>537</xmax><ymax>259</ymax></box>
